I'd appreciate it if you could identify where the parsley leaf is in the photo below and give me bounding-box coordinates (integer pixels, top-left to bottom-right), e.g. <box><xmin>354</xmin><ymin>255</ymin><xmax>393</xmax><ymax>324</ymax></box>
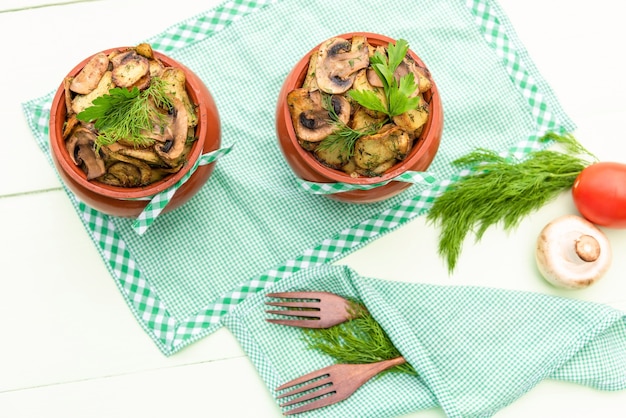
<box><xmin>348</xmin><ymin>90</ymin><xmax>387</xmax><ymax>114</ymax></box>
<box><xmin>348</xmin><ymin>38</ymin><xmax>421</xmax><ymax>118</ymax></box>
<box><xmin>387</xmin><ymin>39</ymin><xmax>409</xmax><ymax>72</ymax></box>
<box><xmin>77</xmin><ymin>87</ymin><xmax>140</xmax><ymax>125</ymax></box>
<box><xmin>388</xmin><ymin>73</ymin><xmax>420</xmax><ymax>117</ymax></box>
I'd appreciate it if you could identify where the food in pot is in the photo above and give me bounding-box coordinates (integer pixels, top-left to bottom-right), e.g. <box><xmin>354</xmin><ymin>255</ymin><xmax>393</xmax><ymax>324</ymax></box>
<box><xmin>286</xmin><ymin>36</ymin><xmax>432</xmax><ymax>177</ymax></box>
<box><xmin>62</xmin><ymin>43</ymin><xmax>198</xmax><ymax>187</ymax></box>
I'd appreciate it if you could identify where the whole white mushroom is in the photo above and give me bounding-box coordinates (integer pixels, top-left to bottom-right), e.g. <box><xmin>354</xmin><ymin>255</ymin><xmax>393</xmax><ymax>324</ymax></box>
<box><xmin>536</xmin><ymin>214</ymin><xmax>612</xmax><ymax>289</ymax></box>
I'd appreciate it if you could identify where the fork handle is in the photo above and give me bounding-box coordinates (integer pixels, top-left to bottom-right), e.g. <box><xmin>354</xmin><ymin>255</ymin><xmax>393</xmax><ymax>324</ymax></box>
<box><xmin>349</xmin><ymin>356</ymin><xmax>407</xmax><ymax>385</ymax></box>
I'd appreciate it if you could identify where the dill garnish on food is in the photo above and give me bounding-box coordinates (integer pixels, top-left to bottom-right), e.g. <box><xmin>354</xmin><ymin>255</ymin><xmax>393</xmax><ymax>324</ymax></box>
<box><xmin>77</xmin><ymin>77</ymin><xmax>173</xmax><ymax>149</ymax></box>
<box><xmin>426</xmin><ymin>132</ymin><xmax>598</xmax><ymax>273</ymax></box>
<box><xmin>315</xmin><ymin>94</ymin><xmax>381</xmax><ymax>158</ymax></box>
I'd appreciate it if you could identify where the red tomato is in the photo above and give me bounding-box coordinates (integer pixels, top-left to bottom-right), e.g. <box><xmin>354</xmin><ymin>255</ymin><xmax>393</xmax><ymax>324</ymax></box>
<box><xmin>572</xmin><ymin>162</ymin><xmax>626</xmax><ymax>228</ymax></box>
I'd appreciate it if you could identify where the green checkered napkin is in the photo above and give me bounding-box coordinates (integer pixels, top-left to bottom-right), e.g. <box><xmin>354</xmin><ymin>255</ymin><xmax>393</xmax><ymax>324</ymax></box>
<box><xmin>22</xmin><ymin>0</ymin><xmax>575</xmax><ymax>355</ymax></box>
<box><xmin>223</xmin><ymin>265</ymin><xmax>626</xmax><ymax>418</ymax></box>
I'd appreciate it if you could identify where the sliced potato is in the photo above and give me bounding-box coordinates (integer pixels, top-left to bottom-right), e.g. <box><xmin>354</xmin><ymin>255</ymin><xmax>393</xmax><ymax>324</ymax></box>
<box><xmin>354</xmin><ymin>125</ymin><xmax>411</xmax><ymax>170</ymax></box>
<box><xmin>302</xmin><ymin>54</ymin><xmax>318</xmax><ymax>91</ymax></box>
<box><xmin>111</xmin><ymin>52</ymin><xmax>150</xmax><ymax>87</ymax></box>
<box><xmin>160</xmin><ymin>67</ymin><xmax>198</xmax><ymax>127</ymax></box>
<box><xmin>355</xmin><ymin>159</ymin><xmax>396</xmax><ymax>176</ymax></box>
<box><xmin>69</xmin><ymin>52</ymin><xmax>109</xmax><ymax>95</ymax></box>
<box><xmin>135</xmin><ymin>43</ymin><xmax>154</xmax><ymax>59</ymax></box>
<box><xmin>392</xmin><ymin>101</ymin><xmax>429</xmax><ymax>139</ymax></box>
<box><xmin>350</xmin><ymin>107</ymin><xmax>385</xmax><ymax>132</ymax></box>
<box><xmin>315</xmin><ymin>144</ymin><xmax>351</xmax><ymax>169</ymax></box>
<box><xmin>71</xmin><ymin>71</ymin><xmax>114</xmax><ymax>115</ymax></box>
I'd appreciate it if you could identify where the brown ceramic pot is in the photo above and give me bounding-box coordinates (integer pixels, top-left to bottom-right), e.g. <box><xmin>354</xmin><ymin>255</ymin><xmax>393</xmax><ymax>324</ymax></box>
<box><xmin>276</xmin><ymin>32</ymin><xmax>443</xmax><ymax>203</ymax></box>
<box><xmin>49</xmin><ymin>47</ymin><xmax>221</xmax><ymax>217</ymax></box>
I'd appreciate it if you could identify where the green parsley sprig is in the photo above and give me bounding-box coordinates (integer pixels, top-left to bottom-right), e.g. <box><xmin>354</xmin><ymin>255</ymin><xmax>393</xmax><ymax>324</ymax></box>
<box><xmin>348</xmin><ymin>39</ymin><xmax>420</xmax><ymax>118</ymax></box>
<box><xmin>77</xmin><ymin>77</ymin><xmax>173</xmax><ymax>149</ymax></box>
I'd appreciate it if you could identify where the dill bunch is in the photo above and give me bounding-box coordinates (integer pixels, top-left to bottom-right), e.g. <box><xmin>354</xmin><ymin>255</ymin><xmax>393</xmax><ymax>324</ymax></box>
<box><xmin>303</xmin><ymin>301</ymin><xmax>416</xmax><ymax>376</ymax></box>
<box><xmin>426</xmin><ymin>132</ymin><xmax>598</xmax><ymax>273</ymax></box>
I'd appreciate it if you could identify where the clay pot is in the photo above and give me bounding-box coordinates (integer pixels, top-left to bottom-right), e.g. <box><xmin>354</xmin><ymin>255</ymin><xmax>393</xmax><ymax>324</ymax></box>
<box><xmin>276</xmin><ymin>32</ymin><xmax>443</xmax><ymax>203</ymax></box>
<box><xmin>49</xmin><ymin>47</ymin><xmax>221</xmax><ymax>217</ymax></box>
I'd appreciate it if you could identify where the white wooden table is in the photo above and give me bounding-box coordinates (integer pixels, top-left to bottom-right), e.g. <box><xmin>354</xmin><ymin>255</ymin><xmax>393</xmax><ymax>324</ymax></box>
<box><xmin>1</xmin><ymin>1</ymin><xmax>625</xmax><ymax>416</ymax></box>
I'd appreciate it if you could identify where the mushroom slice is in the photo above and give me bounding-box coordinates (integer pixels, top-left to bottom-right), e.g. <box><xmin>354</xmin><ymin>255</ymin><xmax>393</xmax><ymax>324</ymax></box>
<box><xmin>286</xmin><ymin>88</ymin><xmax>350</xmax><ymax>143</ymax></box>
<box><xmin>111</xmin><ymin>50</ymin><xmax>150</xmax><ymax>88</ymax></box>
<box><xmin>66</xmin><ymin>127</ymin><xmax>106</xmax><ymax>179</ymax></box>
<box><xmin>71</xmin><ymin>71</ymin><xmax>114</xmax><ymax>115</ymax></box>
<box><xmin>315</xmin><ymin>36</ymin><xmax>369</xmax><ymax>94</ymax></box>
<box><xmin>62</xmin><ymin>114</ymin><xmax>80</xmax><ymax>139</ymax></box>
<box><xmin>101</xmin><ymin>162</ymin><xmax>144</xmax><ymax>187</ymax></box>
<box><xmin>69</xmin><ymin>52</ymin><xmax>110</xmax><ymax>95</ymax></box>
<box><xmin>354</xmin><ymin>125</ymin><xmax>411</xmax><ymax>171</ymax></box>
<box><xmin>102</xmin><ymin>151</ymin><xmax>152</xmax><ymax>186</ymax></box>
<box><xmin>63</xmin><ymin>77</ymin><xmax>74</xmax><ymax>115</ymax></box>
<box><xmin>77</xmin><ymin>146</ymin><xmax>107</xmax><ymax>180</ymax></box>
<box><xmin>160</xmin><ymin>67</ymin><xmax>198</xmax><ymax>127</ymax></box>
<box><xmin>154</xmin><ymin>97</ymin><xmax>189</xmax><ymax>166</ymax></box>
<box><xmin>536</xmin><ymin>214</ymin><xmax>612</xmax><ymax>289</ymax></box>
<box><xmin>104</xmin><ymin>143</ymin><xmax>165</xmax><ymax>166</ymax></box>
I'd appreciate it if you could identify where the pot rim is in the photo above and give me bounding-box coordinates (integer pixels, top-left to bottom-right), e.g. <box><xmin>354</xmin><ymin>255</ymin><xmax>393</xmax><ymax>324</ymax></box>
<box><xmin>49</xmin><ymin>47</ymin><xmax>208</xmax><ymax>200</ymax></box>
<box><xmin>279</xmin><ymin>32</ymin><xmax>443</xmax><ymax>185</ymax></box>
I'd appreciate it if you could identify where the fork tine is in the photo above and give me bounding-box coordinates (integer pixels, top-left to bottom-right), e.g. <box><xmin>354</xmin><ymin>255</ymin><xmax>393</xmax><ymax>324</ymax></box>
<box><xmin>277</xmin><ymin>365</ymin><xmax>334</xmax><ymax>391</ymax></box>
<box><xmin>282</xmin><ymin>388</ymin><xmax>337</xmax><ymax>416</ymax></box>
<box><xmin>280</xmin><ymin>384</ymin><xmax>334</xmax><ymax>407</ymax></box>
<box><xmin>265</xmin><ymin>300</ymin><xmax>320</xmax><ymax>309</ymax></box>
<box><xmin>265</xmin><ymin>309</ymin><xmax>320</xmax><ymax>319</ymax></box>
<box><xmin>276</xmin><ymin>375</ymin><xmax>332</xmax><ymax>400</ymax></box>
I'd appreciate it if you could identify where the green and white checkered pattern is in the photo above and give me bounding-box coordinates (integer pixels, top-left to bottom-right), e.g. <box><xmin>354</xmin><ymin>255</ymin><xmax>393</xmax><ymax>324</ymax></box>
<box><xmin>297</xmin><ymin>171</ymin><xmax>438</xmax><ymax>194</ymax></box>
<box><xmin>132</xmin><ymin>146</ymin><xmax>233</xmax><ymax>235</ymax></box>
<box><xmin>223</xmin><ymin>265</ymin><xmax>626</xmax><ymax>418</ymax></box>
<box><xmin>22</xmin><ymin>0</ymin><xmax>575</xmax><ymax>355</ymax></box>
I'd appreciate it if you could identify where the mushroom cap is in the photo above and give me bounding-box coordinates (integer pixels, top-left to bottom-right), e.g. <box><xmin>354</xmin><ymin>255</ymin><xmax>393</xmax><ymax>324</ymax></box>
<box><xmin>315</xmin><ymin>36</ymin><xmax>369</xmax><ymax>94</ymax></box>
<box><xmin>286</xmin><ymin>89</ymin><xmax>350</xmax><ymax>143</ymax></box>
<box><xmin>535</xmin><ymin>214</ymin><xmax>612</xmax><ymax>289</ymax></box>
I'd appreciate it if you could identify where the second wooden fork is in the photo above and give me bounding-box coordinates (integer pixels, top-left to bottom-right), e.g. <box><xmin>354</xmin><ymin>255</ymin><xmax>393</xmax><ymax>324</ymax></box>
<box><xmin>276</xmin><ymin>356</ymin><xmax>407</xmax><ymax>415</ymax></box>
<box><xmin>265</xmin><ymin>291</ymin><xmax>364</xmax><ymax>329</ymax></box>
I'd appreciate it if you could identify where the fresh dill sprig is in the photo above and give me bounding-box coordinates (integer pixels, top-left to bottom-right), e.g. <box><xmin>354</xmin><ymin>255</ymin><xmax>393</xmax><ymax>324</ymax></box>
<box><xmin>426</xmin><ymin>132</ymin><xmax>598</xmax><ymax>273</ymax></box>
<box><xmin>77</xmin><ymin>77</ymin><xmax>173</xmax><ymax>149</ymax></box>
<box><xmin>302</xmin><ymin>301</ymin><xmax>416</xmax><ymax>376</ymax></box>
<box><xmin>316</xmin><ymin>94</ymin><xmax>380</xmax><ymax>157</ymax></box>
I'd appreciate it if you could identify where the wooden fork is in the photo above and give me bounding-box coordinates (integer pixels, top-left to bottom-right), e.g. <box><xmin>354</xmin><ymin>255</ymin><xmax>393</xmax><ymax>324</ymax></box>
<box><xmin>276</xmin><ymin>356</ymin><xmax>407</xmax><ymax>415</ymax></box>
<box><xmin>265</xmin><ymin>291</ymin><xmax>363</xmax><ymax>329</ymax></box>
